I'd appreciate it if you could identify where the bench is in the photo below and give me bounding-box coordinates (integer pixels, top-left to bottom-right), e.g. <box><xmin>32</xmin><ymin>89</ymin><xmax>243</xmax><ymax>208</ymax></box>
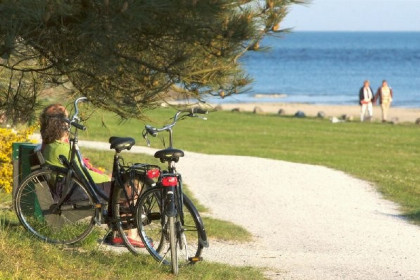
<box><xmin>12</xmin><ymin>142</ymin><xmax>45</xmax><ymax>197</ymax></box>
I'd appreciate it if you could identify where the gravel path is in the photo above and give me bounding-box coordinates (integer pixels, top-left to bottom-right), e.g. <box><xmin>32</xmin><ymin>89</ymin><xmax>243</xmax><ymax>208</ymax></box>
<box><xmin>80</xmin><ymin>141</ymin><xmax>420</xmax><ymax>280</ymax></box>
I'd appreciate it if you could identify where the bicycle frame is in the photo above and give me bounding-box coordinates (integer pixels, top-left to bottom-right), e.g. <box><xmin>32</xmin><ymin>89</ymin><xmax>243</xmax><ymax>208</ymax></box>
<box><xmin>143</xmin><ymin>109</ymin><xmax>209</xmax><ymax>248</ymax></box>
<box><xmin>69</xmin><ymin>134</ymin><xmax>107</xmax><ymax>203</ymax></box>
<box><xmin>160</xmin><ymin>165</ymin><xmax>210</xmax><ymax>252</ymax></box>
<box><xmin>49</xmin><ymin>97</ymin><xmax>150</xmax><ymax>226</ymax></box>
<box><xmin>59</xmin><ymin>126</ymin><xmax>159</xmax><ymax>226</ymax></box>
<box><xmin>57</xmin><ymin>137</ymin><xmax>111</xmax><ymax>225</ymax></box>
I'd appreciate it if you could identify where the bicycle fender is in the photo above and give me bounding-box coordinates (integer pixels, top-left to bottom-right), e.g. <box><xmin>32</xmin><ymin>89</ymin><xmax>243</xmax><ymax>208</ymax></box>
<box><xmin>165</xmin><ymin>191</ymin><xmax>177</xmax><ymax>217</ymax></box>
<box><xmin>183</xmin><ymin>194</ymin><xmax>209</xmax><ymax>248</ymax></box>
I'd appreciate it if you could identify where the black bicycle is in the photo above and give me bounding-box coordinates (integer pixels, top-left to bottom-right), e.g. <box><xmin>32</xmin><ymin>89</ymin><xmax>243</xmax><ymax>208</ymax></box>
<box><xmin>136</xmin><ymin>109</ymin><xmax>209</xmax><ymax>275</ymax></box>
<box><xmin>14</xmin><ymin>97</ymin><xmax>160</xmax><ymax>251</ymax></box>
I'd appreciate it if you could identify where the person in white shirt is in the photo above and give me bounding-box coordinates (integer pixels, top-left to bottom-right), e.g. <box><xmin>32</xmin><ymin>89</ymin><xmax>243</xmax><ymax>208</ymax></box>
<box><xmin>375</xmin><ymin>80</ymin><xmax>393</xmax><ymax>122</ymax></box>
<box><xmin>358</xmin><ymin>80</ymin><xmax>375</xmax><ymax>122</ymax></box>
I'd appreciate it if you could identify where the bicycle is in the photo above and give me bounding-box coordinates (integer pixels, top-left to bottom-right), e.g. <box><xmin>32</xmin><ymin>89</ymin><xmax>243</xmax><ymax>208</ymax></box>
<box><xmin>136</xmin><ymin>109</ymin><xmax>209</xmax><ymax>275</ymax></box>
<box><xmin>14</xmin><ymin>97</ymin><xmax>160</xmax><ymax>252</ymax></box>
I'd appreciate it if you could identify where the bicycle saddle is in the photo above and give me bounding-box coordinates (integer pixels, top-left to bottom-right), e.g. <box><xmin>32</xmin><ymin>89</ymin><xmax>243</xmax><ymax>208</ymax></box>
<box><xmin>154</xmin><ymin>148</ymin><xmax>184</xmax><ymax>163</ymax></box>
<box><xmin>109</xmin><ymin>136</ymin><xmax>135</xmax><ymax>153</ymax></box>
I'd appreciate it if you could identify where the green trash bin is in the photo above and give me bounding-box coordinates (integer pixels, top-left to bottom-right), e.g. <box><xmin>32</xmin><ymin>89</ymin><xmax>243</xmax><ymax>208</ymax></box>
<box><xmin>12</xmin><ymin>143</ymin><xmax>40</xmax><ymax>193</ymax></box>
<box><xmin>12</xmin><ymin>142</ymin><xmax>43</xmax><ymax>219</ymax></box>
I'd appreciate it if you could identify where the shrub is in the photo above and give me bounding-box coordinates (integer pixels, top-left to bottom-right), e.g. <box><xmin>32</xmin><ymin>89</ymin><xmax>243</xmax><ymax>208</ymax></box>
<box><xmin>0</xmin><ymin>126</ymin><xmax>36</xmax><ymax>193</ymax></box>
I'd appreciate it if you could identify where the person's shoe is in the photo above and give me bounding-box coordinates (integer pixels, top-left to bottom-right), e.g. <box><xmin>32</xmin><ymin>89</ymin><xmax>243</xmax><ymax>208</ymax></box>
<box><xmin>103</xmin><ymin>231</ymin><xmax>115</xmax><ymax>245</ymax></box>
<box><xmin>111</xmin><ymin>236</ymin><xmax>125</xmax><ymax>246</ymax></box>
<box><xmin>126</xmin><ymin>237</ymin><xmax>146</xmax><ymax>248</ymax></box>
<box><xmin>111</xmin><ymin>236</ymin><xmax>146</xmax><ymax>248</ymax></box>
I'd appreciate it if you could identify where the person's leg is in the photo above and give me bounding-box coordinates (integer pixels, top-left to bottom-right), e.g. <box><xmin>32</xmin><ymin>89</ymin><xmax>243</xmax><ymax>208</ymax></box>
<box><xmin>381</xmin><ymin>103</ymin><xmax>385</xmax><ymax>121</ymax></box>
<box><xmin>381</xmin><ymin>102</ymin><xmax>390</xmax><ymax>121</ymax></box>
<box><xmin>98</xmin><ymin>181</ymin><xmax>112</xmax><ymax>197</ymax></box>
<box><xmin>122</xmin><ymin>178</ymin><xmax>144</xmax><ymax>245</ymax></box>
<box><xmin>367</xmin><ymin>102</ymin><xmax>373</xmax><ymax>121</ymax></box>
<box><xmin>125</xmin><ymin>178</ymin><xmax>142</xmax><ymax>241</ymax></box>
<box><xmin>360</xmin><ymin>104</ymin><xmax>367</xmax><ymax>121</ymax></box>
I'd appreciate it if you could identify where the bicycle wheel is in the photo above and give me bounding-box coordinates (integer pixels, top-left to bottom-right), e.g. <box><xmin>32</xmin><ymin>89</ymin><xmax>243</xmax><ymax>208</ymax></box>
<box><xmin>136</xmin><ymin>188</ymin><xmax>204</xmax><ymax>267</ymax></box>
<box><xmin>14</xmin><ymin>168</ymin><xmax>96</xmax><ymax>244</ymax></box>
<box><xmin>112</xmin><ymin>173</ymin><xmax>151</xmax><ymax>254</ymax></box>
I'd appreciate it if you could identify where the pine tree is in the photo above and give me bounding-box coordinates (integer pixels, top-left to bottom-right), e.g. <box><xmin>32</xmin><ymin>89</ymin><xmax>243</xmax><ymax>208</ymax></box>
<box><xmin>0</xmin><ymin>0</ymin><xmax>306</xmax><ymax>123</ymax></box>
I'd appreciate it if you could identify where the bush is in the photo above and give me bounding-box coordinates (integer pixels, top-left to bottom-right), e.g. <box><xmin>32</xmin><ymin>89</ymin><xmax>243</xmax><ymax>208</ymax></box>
<box><xmin>0</xmin><ymin>126</ymin><xmax>36</xmax><ymax>193</ymax></box>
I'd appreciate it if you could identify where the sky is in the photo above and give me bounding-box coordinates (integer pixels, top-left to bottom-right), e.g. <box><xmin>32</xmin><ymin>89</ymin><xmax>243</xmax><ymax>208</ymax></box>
<box><xmin>282</xmin><ymin>0</ymin><xmax>420</xmax><ymax>31</ymax></box>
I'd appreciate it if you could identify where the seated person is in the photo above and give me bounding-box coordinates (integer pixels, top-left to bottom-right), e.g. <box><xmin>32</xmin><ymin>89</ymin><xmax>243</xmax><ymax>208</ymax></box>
<box><xmin>39</xmin><ymin>103</ymin><xmax>144</xmax><ymax>247</ymax></box>
<box><xmin>40</xmin><ymin>104</ymin><xmax>110</xmax><ymax>187</ymax></box>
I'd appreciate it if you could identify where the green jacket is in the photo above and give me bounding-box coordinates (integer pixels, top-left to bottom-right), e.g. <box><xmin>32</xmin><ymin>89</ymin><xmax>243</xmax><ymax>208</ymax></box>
<box><xmin>42</xmin><ymin>140</ymin><xmax>109</xmax><ymax>184</ymax></box>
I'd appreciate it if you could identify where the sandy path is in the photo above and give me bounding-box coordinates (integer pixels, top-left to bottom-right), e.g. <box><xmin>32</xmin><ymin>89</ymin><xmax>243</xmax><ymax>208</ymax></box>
<box><xmin>177</xmin><ymin>153</ymin><xmax>420</xmax><ymax>280</ymax></box>
<box><xmin>79</xmin><ymin>141</ymin><xmax>420</xmax><ymax>280</ymax></box>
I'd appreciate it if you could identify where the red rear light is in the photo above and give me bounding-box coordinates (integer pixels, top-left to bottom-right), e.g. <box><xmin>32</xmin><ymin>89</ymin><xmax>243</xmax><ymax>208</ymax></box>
<box><xmin>161</xmin><ymin>176</ymin><xmax>178</xmax><ymax>187</ymax></box>
<box><xmin>147</xmin><ymin>169</ymin><xmax>160</xmax><ymax>179</ymax></box>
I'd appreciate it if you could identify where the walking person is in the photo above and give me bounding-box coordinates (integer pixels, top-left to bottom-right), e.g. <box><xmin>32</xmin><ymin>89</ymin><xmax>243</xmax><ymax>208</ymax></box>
<box><xmin>375</xmin><ymin>80</ymin><xmax>393</xmax><ymax>122</ymax></box>
<box><xmin>359</xmin><ymin>80</ymin><xmax>375</xmax><ymax>122</ymax></box>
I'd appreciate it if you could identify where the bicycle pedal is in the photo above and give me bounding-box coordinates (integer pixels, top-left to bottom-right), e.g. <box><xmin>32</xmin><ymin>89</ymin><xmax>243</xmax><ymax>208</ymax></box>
<box><xmin>188</xmin><ymin>257</ymin><xmax>203</xmax><ymax>263</ymax></box>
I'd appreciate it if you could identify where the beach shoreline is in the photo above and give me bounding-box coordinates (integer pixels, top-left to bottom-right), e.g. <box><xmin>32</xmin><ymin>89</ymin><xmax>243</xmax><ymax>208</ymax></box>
<box><xmin>208</xmin><ymin>102</ymin><xmax>420</xmax><ymax>123</ymax></box>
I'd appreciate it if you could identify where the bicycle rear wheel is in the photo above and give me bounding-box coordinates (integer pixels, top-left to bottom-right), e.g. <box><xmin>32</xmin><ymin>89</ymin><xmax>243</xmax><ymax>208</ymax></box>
<box><xmin>135</xmin><ymin>188</ymin><xmax>205</xmax><ymax>267</ymax></box>
<box><xmin>14</xmin><ymin>168</ymin><xmax>96</xmax><ymax>244</ymax></box>
<box><xmin>112</xmin><ymin>173</ymin><xmax>151</xmax><ymax>254</ymax></box>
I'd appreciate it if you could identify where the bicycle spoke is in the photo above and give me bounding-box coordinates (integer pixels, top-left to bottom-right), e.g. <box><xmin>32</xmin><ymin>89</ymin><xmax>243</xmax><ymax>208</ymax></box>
<box><xmin>15</xmin><ymin>169</ymin><xmax>96</xmax><ymax>244</ymax></box>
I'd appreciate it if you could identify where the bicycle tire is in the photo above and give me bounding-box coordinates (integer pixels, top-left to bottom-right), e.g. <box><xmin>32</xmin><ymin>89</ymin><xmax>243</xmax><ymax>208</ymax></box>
<box><xmin>135</xmin><ymin>187</ymin><xmax>204</xmax><ymax>267</ymax></box>
<box><xmin>112</xmin><ymin>173</ymin><xmax>150</xmax><ymax>254</ymax></box>
<box><xmin>14</xmin><ymin>168</ymin><xmax>96</xmax><ymax>244</ymax></box>
<box><xmin>168</xmin><ymin>215</ymin><xmax>178</xmax><ymax>275</ymax></box>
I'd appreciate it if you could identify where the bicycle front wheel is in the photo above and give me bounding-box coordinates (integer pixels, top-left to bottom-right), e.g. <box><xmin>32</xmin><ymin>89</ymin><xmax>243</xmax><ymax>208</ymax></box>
<box><xmin>136</xmin><ymin>188</ymin><xmax>204</xmax><ymax>267</ymax></box>
<box><xmin>14</xmin><ymin>168</ymin><xmax>96</xmax><ymax>244</ymax></box>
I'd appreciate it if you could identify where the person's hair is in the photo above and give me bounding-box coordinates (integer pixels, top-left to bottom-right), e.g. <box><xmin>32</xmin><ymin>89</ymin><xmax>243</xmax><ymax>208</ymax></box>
<box><xmin>40</xmin><ymin>104</ymin><xmax>69</xmax><ymax>144</ymax></box>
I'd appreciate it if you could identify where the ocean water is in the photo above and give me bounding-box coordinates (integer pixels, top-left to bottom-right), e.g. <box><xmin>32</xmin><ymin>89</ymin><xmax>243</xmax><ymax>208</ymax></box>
<box><xmin>212</xmin><ymin>32</ymin><xmax>420</xmax><ymax>108</ymax></box>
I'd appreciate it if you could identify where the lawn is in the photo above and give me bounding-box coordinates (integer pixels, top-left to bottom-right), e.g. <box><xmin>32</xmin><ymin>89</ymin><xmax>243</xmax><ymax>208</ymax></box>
<box><xmin>80</xmin><ymin>107</ymin><xmax>420</xmax><ymax>223</ymax></box>
<box><xmin>1</xmin><ymin>104</ymin><xmax>419</xmax><ymax>279</ymax></box>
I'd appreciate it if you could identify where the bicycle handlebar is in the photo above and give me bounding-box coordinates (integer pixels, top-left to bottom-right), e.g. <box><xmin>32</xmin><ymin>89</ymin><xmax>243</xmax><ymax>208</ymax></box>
<box><xmin>142</xmin><ymin>107</ymin><xmax>207</xmax><ymax>145</ymax></box>
<box><xmin>64</xmin><ymin>97</ymin><xmax>89</xmax><ymax>132</ymax></box>
<box><xmin>72</xmin><ymin>97</ymin><xmax>88</xmax><ymax>121</ymax></box>
<box><xmin>64</xmin><ymin>118</ymin><xmax>87</xmax><ymax>131</ymax></box>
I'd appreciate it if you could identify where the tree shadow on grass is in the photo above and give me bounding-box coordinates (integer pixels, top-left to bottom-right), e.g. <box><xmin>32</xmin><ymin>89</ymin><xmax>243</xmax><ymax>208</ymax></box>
<box><xmin>0</xmin><ymin>209</ymin><xmax>21</xmax><ymax>228</ymax></box>
<box><xmin>401</xmin><ymin>210</ymin><xmax>420</xmax><ymax>225</ymax></box>
<box><xmin>1</xmin><ymin>218</ymin><xmax>21</xmax><ymax>228</ymax></box>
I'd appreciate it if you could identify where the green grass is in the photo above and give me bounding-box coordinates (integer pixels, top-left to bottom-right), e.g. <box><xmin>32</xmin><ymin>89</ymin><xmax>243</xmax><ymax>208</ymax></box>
<box><xmin>1</xmin><ymin>105</ymin><xmax>419</xmax><ymax>279</ymax></box>
<box><xmin>0</xmin><ymin>191</ymin><xmax>263</xmax><ymax>280</ymax></box>
<box><xmin>79</xmin><ymin>108</ymin><xmax>420</xmax><ymax>223</ymax></box>
<box><xmin>0</xmin><ymin>227</ymin><xmax>262</xmax><ymax>280</ymax></box>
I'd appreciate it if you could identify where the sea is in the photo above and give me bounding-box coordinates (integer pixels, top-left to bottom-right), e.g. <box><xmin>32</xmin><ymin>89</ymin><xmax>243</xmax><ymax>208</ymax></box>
<box><xmin>208</xmin><ymin>32</ymin><xmax>420</xmax><ymax>108</ymax></box>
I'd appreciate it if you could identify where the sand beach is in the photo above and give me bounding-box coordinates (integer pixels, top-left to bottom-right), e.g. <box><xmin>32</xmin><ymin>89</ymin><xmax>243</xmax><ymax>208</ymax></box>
<box><xmin>210</xmin><ymin>102</ymin><xmax>420</xmax><ymax>123</ymax></box>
